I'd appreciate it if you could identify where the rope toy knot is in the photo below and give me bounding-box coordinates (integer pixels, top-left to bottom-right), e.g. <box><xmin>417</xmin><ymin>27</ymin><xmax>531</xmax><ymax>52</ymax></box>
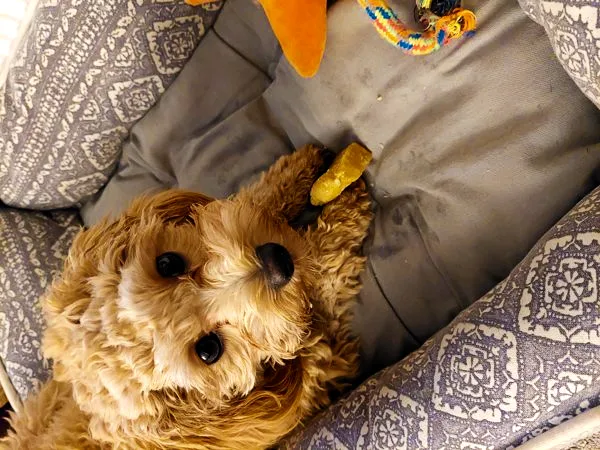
<box><xmin>435</xmin><ymin>9</ymin><xmax>477</xmax><ymax>40</ymax></box>
<box><xmin>359</xmin><ymin>0</ymin><xmax>477</xmax><ymax>55</ymax></box>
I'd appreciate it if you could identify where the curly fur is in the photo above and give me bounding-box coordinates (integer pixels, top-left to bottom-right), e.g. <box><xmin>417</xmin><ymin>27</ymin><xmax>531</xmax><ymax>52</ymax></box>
<box><xmin>1</xmin><ymin>145</ymin><xmax>372</xmax><ymax>449</ymax></box>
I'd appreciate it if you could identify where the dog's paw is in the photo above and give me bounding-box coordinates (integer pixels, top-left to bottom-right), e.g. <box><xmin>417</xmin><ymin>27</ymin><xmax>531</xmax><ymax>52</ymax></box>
<box><xmin>239</xmin><ymin>145</ymin><xmax>335</xmax><ymax>222</ymax></box>
<box><xmin>316</xmin><ymin>178</ymin><xmax>372</xmax><ymax>232</ymax></box>
<box><xmin>285</xmin><ymin>146</ymin><xmax>337</xmax><ymax>229</ymax></box>
<box><xmin>278</xmin><ymin>144</ymin><xmax>334</xmax><ymax>190</ymax></box>
<box><xmin>303</xmin><ymin>178</ymin><xmax>372</xmax><ymax>275</ymax></box>
<box><xmin>333</xmin><ymin>178</ymin><xmax>370</xmax><ymax>210</ymax></box>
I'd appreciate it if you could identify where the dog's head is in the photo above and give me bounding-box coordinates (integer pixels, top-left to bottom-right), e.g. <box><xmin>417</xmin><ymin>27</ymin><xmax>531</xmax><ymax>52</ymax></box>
<box><xmin>43</xmin><ymin>190</ymin><xmax>321</xmax><ymax>447</ymax></box>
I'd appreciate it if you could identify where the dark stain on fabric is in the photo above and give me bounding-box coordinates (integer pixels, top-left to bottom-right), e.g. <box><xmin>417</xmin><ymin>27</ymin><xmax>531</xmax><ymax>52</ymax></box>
<box><xmin>397</xmin><ymin>194</ymin><xmax>438</xmax><ymax>240</ymax></box>
<box><xmin>372</xmin><ymin>193</ymin><xmax>440</xmax><ymax>259</ymax></box>
<box><xmin>359</xmin><ymin>68</ymin><xmax>373</xmax><ymax>86</ymax></box>
<box><xmin>391</xmin><ymin>206</ymin><xmax>404</xmax><ymax>226</ymax></box>
<box><xmin>338</xmin><ymin>91</ymin><xmax>353</xmax><ymax>109</ymax></box>
<box><xmin>435</xmin><ymin>199</ymin><xmax>447</xmax><ymax>215</ymax></box>
<box><xmin>373</xmin><ymin>244</ymin><xmax>401</xmax><ymax>258</ymax></box>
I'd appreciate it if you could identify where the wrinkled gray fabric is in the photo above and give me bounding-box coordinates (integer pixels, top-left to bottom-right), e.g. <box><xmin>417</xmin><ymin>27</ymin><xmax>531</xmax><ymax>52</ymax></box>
<box><xmin>83</xmin><ymin>0</ymin><xmax>600</xmax><ymax>376</ymax></box>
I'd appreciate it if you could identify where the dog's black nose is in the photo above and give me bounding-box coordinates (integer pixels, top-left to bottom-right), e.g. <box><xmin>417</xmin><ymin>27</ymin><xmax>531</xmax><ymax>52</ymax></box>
<box><xmin>256</xmin><ymin>243</ymin><xmax>294</xmax><ymax>288</ymax></box>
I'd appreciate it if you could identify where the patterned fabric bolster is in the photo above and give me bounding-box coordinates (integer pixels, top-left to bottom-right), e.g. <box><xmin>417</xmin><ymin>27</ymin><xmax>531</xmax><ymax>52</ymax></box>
<box><xmin>0</xmin><ymin>208</ymin><xmax>81</xmax><ymax>403</ymax></box>
<box><xmin>0</xmin><ymin>0</ymin><xmax>39</xmax><ymax>89</ymax></box>
<box><xmin>0</xmin><ymin>0</ymin><xmax>223</xmax><ymax>210</ymax></box>
<box><xmin>284</xmin><ymin>185</ymin><xmax>600</xmax><ymax>449</ymax></box>
<box><xmin>518</xmin><ymin>0</ymin><xmax>600</xmax><ymax>109</ymax></box>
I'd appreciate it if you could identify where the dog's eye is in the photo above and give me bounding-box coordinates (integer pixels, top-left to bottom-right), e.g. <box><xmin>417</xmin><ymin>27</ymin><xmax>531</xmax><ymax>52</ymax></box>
<box><xmin>156</xmin><ymin>252</ymin><xmax>187</xmax><ymax>278</ymax></box>
<box><xmin>195</xmin><ymin>332</ymin><xmax>223</xmax><ymax>365</ymax></box>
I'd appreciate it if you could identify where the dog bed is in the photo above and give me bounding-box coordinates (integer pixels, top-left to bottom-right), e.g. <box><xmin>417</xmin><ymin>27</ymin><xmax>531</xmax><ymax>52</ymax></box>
<box><xmin>0</xmin><ymin>0</ymin><xmax>600</xmax><ymax>447</ymax></box>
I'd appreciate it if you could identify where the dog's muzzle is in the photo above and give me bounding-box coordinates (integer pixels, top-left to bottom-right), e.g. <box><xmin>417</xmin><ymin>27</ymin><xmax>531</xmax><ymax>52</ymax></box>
<box><xmin>256</xmin><ymin>243</ymin><xmax>294</xmax><ymax>288</ymax></box>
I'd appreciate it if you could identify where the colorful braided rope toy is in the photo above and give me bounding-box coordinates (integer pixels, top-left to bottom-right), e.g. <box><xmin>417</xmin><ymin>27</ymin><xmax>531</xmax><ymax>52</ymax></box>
<box><xmin>358</xmin><ymin>0</ymin><xmax>476</xmax><ymax>55</ymax></box>
<box><xmin>185</xmin><ymin>0</ymin><xmax>477</xmax><ymax>76</ymax></box>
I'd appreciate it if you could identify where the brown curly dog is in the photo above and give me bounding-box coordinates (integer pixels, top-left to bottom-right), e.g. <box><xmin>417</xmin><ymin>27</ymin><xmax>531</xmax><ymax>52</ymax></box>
<box><xmin>2</xmin><ymin>145</ymin><xmax>372</xmax><ymax>449</ymax></box>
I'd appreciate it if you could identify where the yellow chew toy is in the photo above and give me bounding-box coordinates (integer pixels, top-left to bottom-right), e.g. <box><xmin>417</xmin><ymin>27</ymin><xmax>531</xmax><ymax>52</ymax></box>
<box><xmin>310</xmin><ymin>143</ymin><xmax>372</xmax><ymax>206</ymax></box>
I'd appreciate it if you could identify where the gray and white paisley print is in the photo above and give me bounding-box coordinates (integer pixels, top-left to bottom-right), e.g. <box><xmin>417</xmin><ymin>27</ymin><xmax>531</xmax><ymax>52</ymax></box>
<box><xmin>518</xmin><ymin>0</ymin><xmax>600</xmax><ymax>109</ymax></box>
<box><xmin>0</xmin><ymin>209</ymin><xmax>80</xmax><ymax>399</ymax></box>
<box><xmin>0</xmin><ymin>0</ymin><xmax>223</xmax><ymax>210</ymax></box>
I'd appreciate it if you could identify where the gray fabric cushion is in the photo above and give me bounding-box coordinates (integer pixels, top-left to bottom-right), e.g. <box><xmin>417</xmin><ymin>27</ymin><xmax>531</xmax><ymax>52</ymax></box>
<box><xmin>283</xmin><ymin>185</ymin><xmax>600</xmax><ymax>449</ymax></box>
<box><xmin>82</xmin><ymin>0</ymin><xmax>600</xmax><ymax>376</ymax></box>
<box><xmin>0</xmin><ymin>209</ymin><xmax>80</xmax><ymax>400</ymax></box>
<box><xmin>0</xmin><ymin>0</ymin><xmax>223</xmax><ymax>210</ymax></box>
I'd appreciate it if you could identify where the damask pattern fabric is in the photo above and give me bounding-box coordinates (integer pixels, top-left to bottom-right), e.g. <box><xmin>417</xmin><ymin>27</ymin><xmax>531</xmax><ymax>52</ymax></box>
<box><xmin>0</xmin><ymin>209</ymin><xmax>80</xmax><ymax>400</ymax></box>
<box><xmin>518</xmin><ymin>0</ymin><xmax>600</xmax><ymax>109</ymax></box>
<box><xmin>0</xmin><ymin>0</ymin><xmax>223</xmax><ymax>210</ymax></box>
<box><xmin>285</xmin><ymin>185</ymin><xmax>600</xmax><ymax>449</ymax></box>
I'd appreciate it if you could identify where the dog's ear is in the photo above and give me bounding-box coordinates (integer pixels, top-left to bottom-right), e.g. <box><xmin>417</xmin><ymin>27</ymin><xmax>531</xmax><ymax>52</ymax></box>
<box><xmin>43</xmin><ymin>216</ymin><xmax>128</xmax><ymax>324</ymax></box>
<box><xmin>129</xmin><ymin>189</ymin><xmax>214</xmax><ymax>224</ymax></box>
<box><xmin>44</xmin><ymin>190</ymin><xmax>213</xmax><ymax>322</ymax></box>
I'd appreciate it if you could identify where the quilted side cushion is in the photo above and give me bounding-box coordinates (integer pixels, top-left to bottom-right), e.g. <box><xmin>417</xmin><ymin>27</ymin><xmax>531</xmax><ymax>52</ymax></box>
<box><xmin>519</xmin><ymin>0</ymin><xmax>600</xmax><ymax>109</ymax></box>
<box><xmin>0</xmin><ymin>0</ymin><xmax>223</xmax><ymax>210</ymax></box>
<box><xmin>0</xmin><ymin>209</ymin><xmax>80</xmax><ymax>401</ymax></box>
<box><xmin>285</xmin><ymin>185</ymin><xmax>600</xmax><ymax>449</ymax></box>
<box><xmin>0</xmin><ymin>0</ymin><xmax>38</xmax><ymax>89</ymax></box>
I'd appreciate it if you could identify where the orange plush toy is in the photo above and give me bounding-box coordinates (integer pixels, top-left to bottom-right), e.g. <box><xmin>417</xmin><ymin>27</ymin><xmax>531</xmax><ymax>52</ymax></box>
<box><xmin>185</xmin><ymin>0</ymin><xmax>327</xmax><ymax>78</ymax></box>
